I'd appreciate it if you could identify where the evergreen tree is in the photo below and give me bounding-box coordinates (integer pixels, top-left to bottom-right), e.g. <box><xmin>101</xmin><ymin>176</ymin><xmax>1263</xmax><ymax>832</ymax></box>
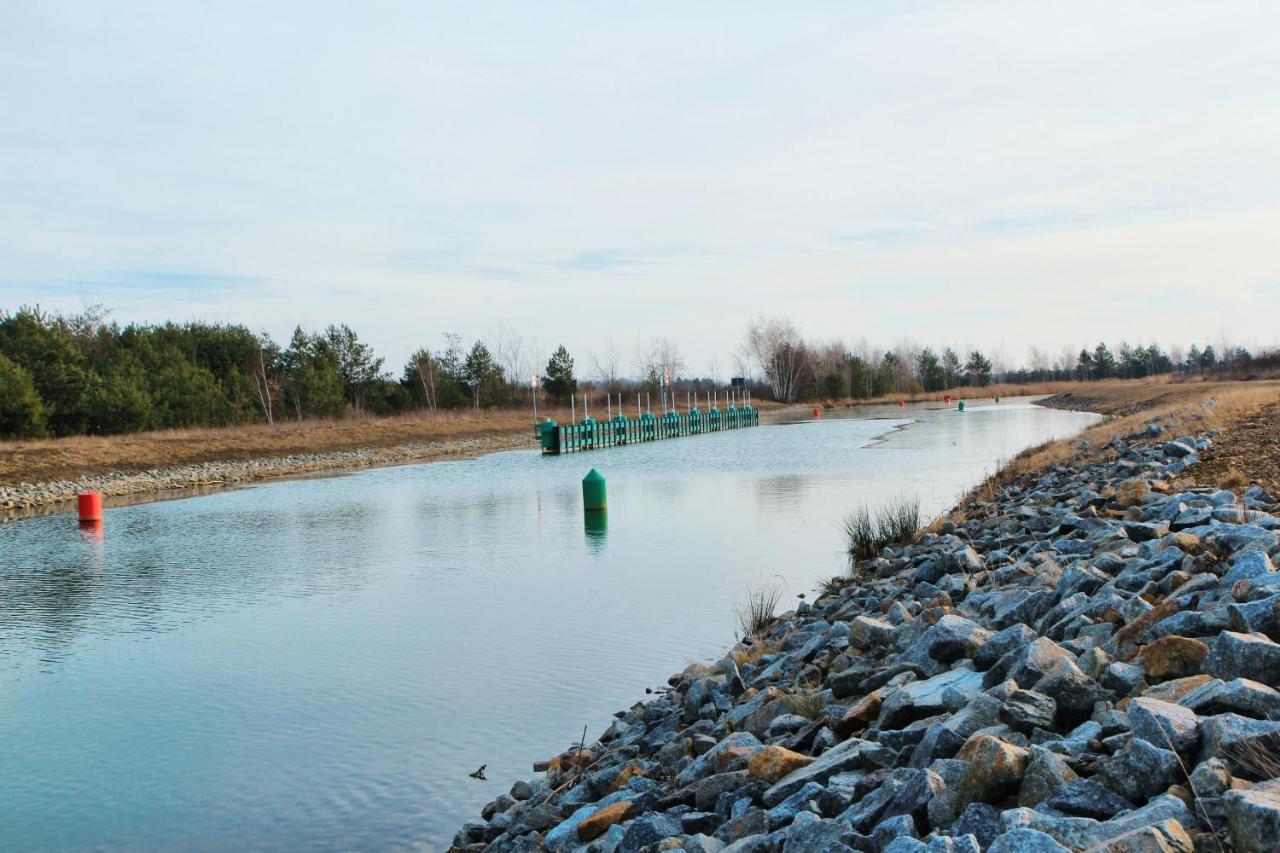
<box><xmin>543</xmin><ymin>345</ymin><xmax>577</xmax><ymax>404</ymax></box>
<box><xmin>324</xmin><ymin>324</ymin><xmax>384</xmax><ymax>413</ymax></box>
<box><xmin>965</xmin><ymin>350</ymin><xmax>993</xmax><ymax>387</ymax></box>
<box><xmin>941</xmin><ymin>348</ymin><xmax>962</xmax><ymax>389</ymax></box>
<box><xmin>916</xmin><ymin>348</ymin><xmax>945</xmax><ymax>392</ymax></box>
<box><xmin>462</xmin><ymin>340</ymin><xmax>500</xmax><ymax>409</ymax></box>
<box><xmin>1092</xmin><ymin>343</ymin><xmax>1117</xmax><ymax>379</ymax></box>
<box><xmin>0</xmin><ymin>353</ymin><xmax>47</xmax><ymax>438</ymax></box>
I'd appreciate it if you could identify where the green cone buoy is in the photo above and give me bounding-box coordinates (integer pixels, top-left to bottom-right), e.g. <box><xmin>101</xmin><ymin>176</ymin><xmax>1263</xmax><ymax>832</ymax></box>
<box><xmin>582</xmin><ymin>468</ymin><xmax>607</xmax><ymax>512</ymax></box>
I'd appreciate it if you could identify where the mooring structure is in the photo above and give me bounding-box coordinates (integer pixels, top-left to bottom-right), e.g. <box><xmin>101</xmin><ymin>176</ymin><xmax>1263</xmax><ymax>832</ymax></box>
<box><xmin>535</xmin><ymin>391</ymin><xmax>759</xmax><ymax>455</ymax></box>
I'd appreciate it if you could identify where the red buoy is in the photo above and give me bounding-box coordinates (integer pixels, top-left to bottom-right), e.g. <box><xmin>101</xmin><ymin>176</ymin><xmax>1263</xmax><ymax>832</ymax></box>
<box><xmin>898</xmin><ymin>399</ymin><xmax>905</xmax><ymax>408</ymax></box>
<box><xmin>812</xmin><ymin>406</ymin><xmax>821</xmax><ymax>418</ymax></box>
<box><xmin>78</xmin><ymin>492</ymin><xmax>103</xmax><ymax>524</ymax></box>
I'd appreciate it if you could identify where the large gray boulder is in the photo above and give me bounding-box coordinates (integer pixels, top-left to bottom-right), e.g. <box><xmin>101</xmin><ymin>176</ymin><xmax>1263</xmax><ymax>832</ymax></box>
<box><xmin>1225</xmin><ymin>782</ymin><xmax>1280</xmax><ymax>853</ymax></box>
<box><xmin>1203</xmin><ymin>630</ymin><xmax>1280</xmax><ymax>683</ymax></box>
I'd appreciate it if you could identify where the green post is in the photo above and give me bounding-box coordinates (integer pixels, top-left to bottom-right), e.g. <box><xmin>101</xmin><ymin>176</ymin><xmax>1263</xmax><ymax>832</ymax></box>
<box><xmin>582</xmin><ymin>468</ymin><xmax>607</xmax><ymax>512</ymax></box>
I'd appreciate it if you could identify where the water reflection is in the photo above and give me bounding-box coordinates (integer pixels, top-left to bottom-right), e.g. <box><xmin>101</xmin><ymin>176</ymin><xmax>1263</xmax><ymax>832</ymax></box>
<box><xmin>583</xmin><ymin>512</ymin><xmax>608</xmax><ymax>552</ymax></box>
<box><xmin>0</xmin><ymin>398</ymin><xmax>1098</xmax><ymax>851</ymax></box>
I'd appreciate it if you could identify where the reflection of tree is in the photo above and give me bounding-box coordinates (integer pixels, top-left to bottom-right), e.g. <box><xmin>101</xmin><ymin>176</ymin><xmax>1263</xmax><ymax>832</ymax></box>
<box><xmin>0</xmin><ymin>502</ymin><xmax>376</xmax><ymax>674</ymax></box>
<box><xmin>753</xmin><ymin>474</ymin><xmax>809</xmax><ymax>511</ymax></box>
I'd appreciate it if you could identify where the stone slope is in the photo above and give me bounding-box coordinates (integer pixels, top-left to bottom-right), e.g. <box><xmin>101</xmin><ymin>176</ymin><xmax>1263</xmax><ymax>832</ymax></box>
<box><xmin>452</xmin><ymin>412</ymin><xmax>1280</xmax><ymax>853</ymax></box>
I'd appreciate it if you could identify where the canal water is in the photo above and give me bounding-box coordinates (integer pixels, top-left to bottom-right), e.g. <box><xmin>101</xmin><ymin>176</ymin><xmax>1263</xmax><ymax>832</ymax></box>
<box><xmin>0</xmin><ymin>398</ymin><xmax>1097</xmax><ymax>851</ymax></box>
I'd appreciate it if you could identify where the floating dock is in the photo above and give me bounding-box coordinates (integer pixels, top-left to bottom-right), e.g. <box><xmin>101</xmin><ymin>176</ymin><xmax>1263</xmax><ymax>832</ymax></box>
<box><xmin>537</xmin><ymin>405</ymin><xmax>759</xmax><ymax>454</ymax></box>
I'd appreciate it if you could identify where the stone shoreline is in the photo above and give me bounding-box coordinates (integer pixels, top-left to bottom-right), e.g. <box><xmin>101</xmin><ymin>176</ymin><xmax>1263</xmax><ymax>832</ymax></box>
<box><xmin>452</xmin><ymin>410</ymin><xmax>1280</xmax><ymax>852</ymax></box>
<box><xmin>0</xmin><ymin>433</ymin><xmax>535</xmax><ymax>518</ymax></box>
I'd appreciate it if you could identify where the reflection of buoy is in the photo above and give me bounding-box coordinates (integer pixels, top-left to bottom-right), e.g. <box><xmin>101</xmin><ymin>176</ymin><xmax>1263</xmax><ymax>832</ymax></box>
<box><xmin>78</xmin><ymin>492</ymin><xmax>103</xmax><ymax>524</ymax></box>
<box><xmin>812</xmin><ymin>406</ymin><xmax>821</xmax><ymax>418</ymax></box>
<box><xmin>582</xmin><ymin>469</ymin><xmax>607</xmax><ymax>512</ymax></box>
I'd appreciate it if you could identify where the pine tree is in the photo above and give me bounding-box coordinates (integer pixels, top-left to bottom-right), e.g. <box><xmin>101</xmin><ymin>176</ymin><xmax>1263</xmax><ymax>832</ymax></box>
<box><xmin>543</xmin><ymin>345</ymin><xmax>577</xmax><ymax>405</ymax></box>
<box><xmin>0</xmin><ymin>353</ymin><xmax>47</xmax><ymax>438</ymax></box>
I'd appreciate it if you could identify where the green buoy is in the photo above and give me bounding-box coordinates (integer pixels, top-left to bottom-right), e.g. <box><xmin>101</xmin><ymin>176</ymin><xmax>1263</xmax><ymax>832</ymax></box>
<box><xmin>582</xmin><ymin>468</ymin><xmax>607</xmax><ymax>512</ymax></box>
<box><xmin>958</xmin><ymin>401</ymin><xmax>966</xmax><ymax>412</ymax></box>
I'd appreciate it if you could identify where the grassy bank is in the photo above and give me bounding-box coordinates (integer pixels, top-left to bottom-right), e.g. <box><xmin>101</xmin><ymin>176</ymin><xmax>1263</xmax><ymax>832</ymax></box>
<box><xmin>952</xmin><ymin>377</ymin><xmax>1280</xmax><ymax>518</ymax></box>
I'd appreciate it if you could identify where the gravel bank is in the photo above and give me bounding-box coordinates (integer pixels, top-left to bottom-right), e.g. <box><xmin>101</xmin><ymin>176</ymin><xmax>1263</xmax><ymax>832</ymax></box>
<box><xmin>452</xmin><ymin>409</ymin><xmax>1280</xmax><ymax>852</ymax></box>
<box><xmin>0</xmin><ymin>433</ymin><xmax>535</xmax><ymax>517</ymax></box>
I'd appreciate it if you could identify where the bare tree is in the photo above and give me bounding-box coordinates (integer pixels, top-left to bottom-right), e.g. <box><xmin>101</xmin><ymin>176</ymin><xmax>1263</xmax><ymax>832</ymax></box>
<box><xmin>253</xmin><ymin>334</ymin><xmax>277</xmax><ymax>424</ymax></box>
<box><xmin>740</xmin><ymin>317</ymin><xmax>807</xmax><ymax>402</ymax></box>
<box><xmin>588</xmin><ymin>337</ymin><xmax>624</xmax><ymax>392</ymax></box>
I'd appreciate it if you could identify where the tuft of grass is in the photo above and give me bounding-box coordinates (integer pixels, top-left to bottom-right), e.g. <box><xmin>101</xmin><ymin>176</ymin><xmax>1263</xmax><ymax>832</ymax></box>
<box><xmin>782</xmin><ymin>689</ymin><xmax>826</xmax><ymax>720</ymax></box>
<box><xmin>1226</xmin><ymin>734</ymin><xmax>1280</xmax><ymax>781</ymax></box>
<box><xmin>878</xmin><ymin>493</ymin><xmax>921</xmax><ymax>546</ymax></box>
<box><xmin>1220</xmin><ymin>468</ymin><xmax>1248</xmax><ymax>490</ymax></box>
<box><xmin>842</xmin><ymin>506</ymin><xmax>880</xmax><ymax>559</ymax></box>
<box><xmin>736</xmin><ymin>585</ymin><xmax>783</xmax><ymax>640</ymax></box>
<box><xmin>842</xmin><ymin>493</ymin><xmax>922</xmax><ymax>560</ymax></box>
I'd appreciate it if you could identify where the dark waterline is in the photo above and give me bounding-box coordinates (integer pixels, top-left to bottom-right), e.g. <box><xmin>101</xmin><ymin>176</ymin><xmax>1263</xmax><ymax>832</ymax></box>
<box><xmin>0</xmin><ymin>399</ymin><xmax>1098</xmax><ymax>850</ymax></box>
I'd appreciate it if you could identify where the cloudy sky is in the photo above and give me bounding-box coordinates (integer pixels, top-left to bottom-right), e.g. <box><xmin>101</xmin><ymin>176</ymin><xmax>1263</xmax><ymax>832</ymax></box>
<box><xmin>2</xmin><ymin>2</ymin><xmax>1277</xmax><ymax>376</ymax></box>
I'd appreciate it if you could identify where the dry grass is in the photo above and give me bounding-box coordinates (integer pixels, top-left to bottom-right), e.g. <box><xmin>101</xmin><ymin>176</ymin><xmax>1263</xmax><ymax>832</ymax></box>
<box><xmin>0</xmin><ymin>406</ymin><xmax>576</xmax><ymax>486</ymax></box>
<box><xmin>951</xmin><ymin>379</ymin><xmax>1280</xmax><ymax>517</ymax></box>
<box><xmin>781</xmin><ymin>689</ymin><xmax>826</xmax><ymax>720</ymax></box>
<box><xmin>736</xmin><ymin>585</ymin><xmax>783</xmax><ymax>640</ymax></box>
<box><xmin>1219</xmin><ymin>468</ymin><xmax>1248</xmax><ymax>490</ymax></box>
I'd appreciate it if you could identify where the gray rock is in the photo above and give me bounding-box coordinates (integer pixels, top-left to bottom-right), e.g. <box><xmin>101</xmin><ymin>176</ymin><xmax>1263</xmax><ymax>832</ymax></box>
<box><xmin>1224</xmin><ymin>551</ymin><xmax>1276</xmax><ymax>585</ymax></box>
<box><xmin>987</xmin><ymin>828</ymin><xmax>1069</xmax><ymax>852</ymax></box>
<box><xmin>765</xmin><ymin>780</ymin><xmax>823</xmax><ymax>827</ymax></box>
<box><xmin>1042</xmin><ymin>778</ymin><xmax>1135</xmax><ymax>820</ymax></box>
<box><xmin>1198</xmin><ymin>713</ymin><xmax>1280</xmax><ymax>768</ymax></box>
<box><xmin>1203</xmin><ymin>630</ymin><xmax>1280</xmax><ymax>684</ymax></box>
<box><xmin>1100</xmin><ymin>661</ymin><xmax>1145</xmax><ymax>696</ymax></box>
<box><xmin>763</xmin><ymin>738</ymin><xmax>872</xmax><ymax>807</ymax></box>
<box><xmin>1227</xmin><ymin>594</ymin><xmax>1280</xmax><ymax>637</ymax></box>
<box><xmin>1122</xmin><ymin>520</ymin><xmax>1170</xmax><ymax>542</ymax></box>
<box><xmin>951</xmin><ymin>802</ymin><xmax>1001</xmax><ymax>848</ymax></box>
<box><xmin>1032</xmin><ymin>659</ymin><xmax>1107</xmax><ymax>717</ymax></box>
<box><xmin>618</xmin><ymin>812</ymin><xmax>681</xmax><ymax>852</ymax></box>
<box><xmin>926</xmin><ymin>836</ymin><xmax>980</xmax><ymax>853</ymax></box>
<box><xmin>1094</xmin><ymin>736</ymin><xmax>1180</xmax><ymax>801</ymax></box>
<box><xmin>1179</xmin><ymin>677</ymin><xmax>1280</xmax><ymax>718</ymax></box>
<box><xmin>973</xmin><ymin>624</ymin><xmax>1038</xmax><ymax>671</ymax></box>
<box><xmin>1162</xmin><ymin>441</ymin><xmax>1195</xmax><ymax>459</ymax></box>
<box><xmin>1001</xmin><ymin>794</ymin><xmax>1192</xmax><ymax>849</ymax></box>
<box><xmin>870</xmin><ymin>814</ymin><xmax>917</xmax><ymax>852</ymax></box>
<box><xmin>882</xmin><ymin>838</ymin><xmax>927</xmax><ymax>853</ymax></box>
<box><xmin>999</xmin><ymin>689</ymin><xmax>1057</xmax><ymax>732</ymax></box>
<box><xmin>1018</xmin><ymin>746</ymin><xmax>1078</xmax><ymax>807</ymax></box>
<box><xmin>1127</xmin><ymin>696</ymin><xmax>1200</xmax><ymax>753</ymax></box>
<box><xmin>1225</xmin><ymin>782</ymin><xmax>1280</xmax><ymax>853</ymax></box>
<box><xmin>784</xmin><ymin>811</ymin><xmax>857</xmax><ymax>853</ymax></box>
<box><xmin>984</xmin><ymin>637</ymin><xmax>1073</xmax><ymax>690</ymax></box>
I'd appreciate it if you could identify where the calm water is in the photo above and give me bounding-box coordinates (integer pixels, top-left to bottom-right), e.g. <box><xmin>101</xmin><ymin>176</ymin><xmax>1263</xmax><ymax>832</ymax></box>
<box><xmin>0</xmin><ymin>399</ymin><xmax>1097</xmax><ymax>851</ymax></box>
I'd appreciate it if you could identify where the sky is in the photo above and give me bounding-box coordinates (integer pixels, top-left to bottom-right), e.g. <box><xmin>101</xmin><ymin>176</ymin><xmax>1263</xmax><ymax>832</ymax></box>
<box><xmin>2</xmin><ymin>2</ymin><xmax>1278</xmax><ymax>378</ymax></box>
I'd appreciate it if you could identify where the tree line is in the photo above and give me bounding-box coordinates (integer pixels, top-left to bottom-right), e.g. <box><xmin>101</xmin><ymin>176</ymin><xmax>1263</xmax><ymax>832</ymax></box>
<box><xmin>2</xmin><ymin>305</ymin><xmax>1274</xmax><ymax>439</ymax></box>
<box><xmin>0</xmin><ymin>306</ymin><xmax>583</xmax><ymax>439</ymax></box>
<box><xmin>737</xmin><ymin>317</ymin><xmax>1277</xmax><ymax>403</ymax></box>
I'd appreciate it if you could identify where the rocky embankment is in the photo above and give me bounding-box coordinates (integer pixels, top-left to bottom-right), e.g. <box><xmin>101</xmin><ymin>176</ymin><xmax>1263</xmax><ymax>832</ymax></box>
<box><xmin>453</xmin><ymin>416</ymin><xmax>1280</xmax><ymax>852</ymax></box>
<box><xmin>0</xmin><ymin>434</ymin><xmax>534</xmax><ymax>515</ymax></box>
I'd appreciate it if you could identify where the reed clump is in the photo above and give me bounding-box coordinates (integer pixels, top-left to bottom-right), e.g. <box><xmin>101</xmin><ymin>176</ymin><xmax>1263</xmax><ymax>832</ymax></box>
<box><xmin>842</xmin><ymin>494</ymin><xmax>921</xmax><ymax>560</ymax></box>
<box><xmin>736</xmin><ymin>585</ymin><xmax>783</xmax><ymax>640</ymax></box>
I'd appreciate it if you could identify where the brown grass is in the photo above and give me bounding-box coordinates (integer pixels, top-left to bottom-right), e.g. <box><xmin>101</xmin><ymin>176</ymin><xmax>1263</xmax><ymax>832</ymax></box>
<box><xmin>949</xmin><ymin>379</ymin><xmax>1280</xmax><ymax>519</ymax></box>
<box><xmin>0</xmin><ymin>406</ymin><xmax>567</xmax><ymax>486</ymax></box>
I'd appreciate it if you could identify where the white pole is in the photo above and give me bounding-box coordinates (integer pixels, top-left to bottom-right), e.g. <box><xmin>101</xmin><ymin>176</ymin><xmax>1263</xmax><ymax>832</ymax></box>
<box><xmin>571</xmin><ymin>394</ymin><xmax>576</xmax><ymax>426</ymax></box>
